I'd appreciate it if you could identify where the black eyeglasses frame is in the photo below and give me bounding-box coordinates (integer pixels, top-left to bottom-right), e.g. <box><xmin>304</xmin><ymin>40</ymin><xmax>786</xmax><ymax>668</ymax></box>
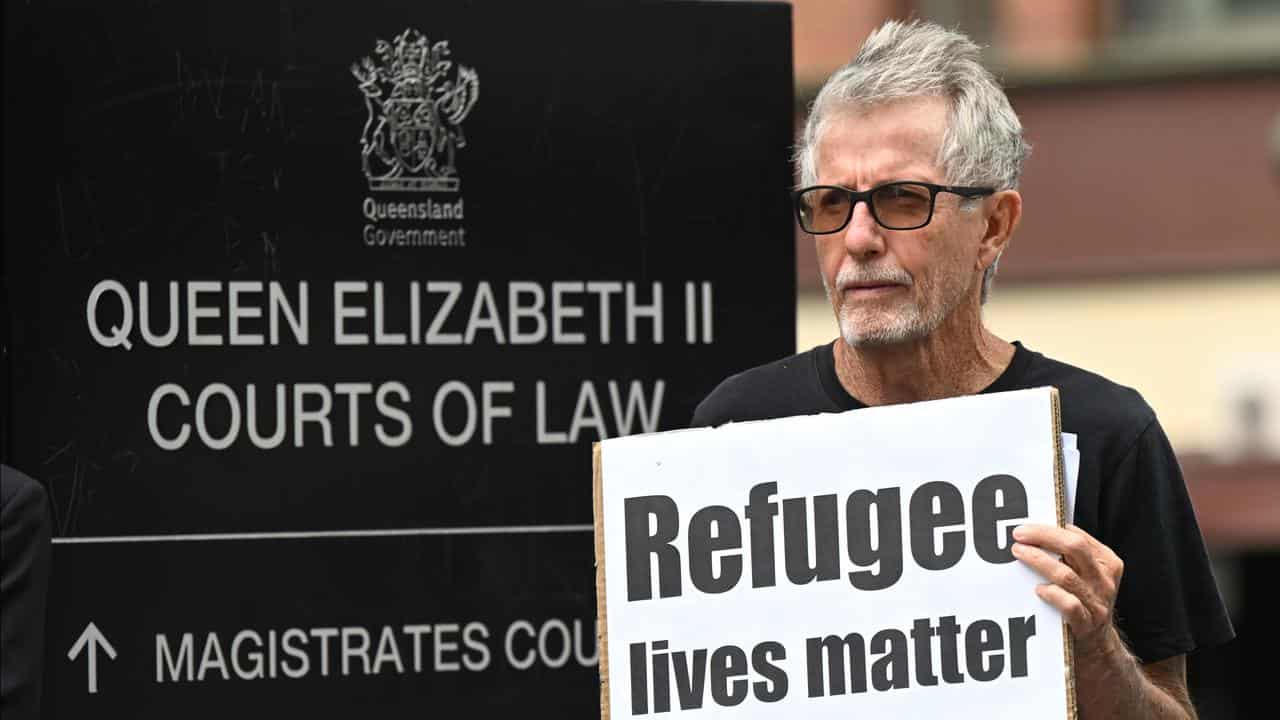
<box><xmin>793</xmin><ymin>181</ymin><xmax>996</xmax><ymax>233</ymax></box>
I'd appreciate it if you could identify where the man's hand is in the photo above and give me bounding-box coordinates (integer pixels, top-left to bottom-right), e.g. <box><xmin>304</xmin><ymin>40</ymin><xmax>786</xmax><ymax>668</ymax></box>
<box><xmin>1011</xmin><ymin>523</ymin><xmax>1196</xmax><ymax>719</ymax></box>
<box><xmin>1010</xmin><ymin>523</ymin><xmax>1123</xmax><ymax>658</ymax></box>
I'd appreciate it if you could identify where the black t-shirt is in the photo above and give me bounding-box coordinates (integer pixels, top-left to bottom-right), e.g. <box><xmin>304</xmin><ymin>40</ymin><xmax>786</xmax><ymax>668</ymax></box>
<box><xmin>691</xmin><ymin>341</ymin><xmax>1235</xmax><ymax>663</ymax></box>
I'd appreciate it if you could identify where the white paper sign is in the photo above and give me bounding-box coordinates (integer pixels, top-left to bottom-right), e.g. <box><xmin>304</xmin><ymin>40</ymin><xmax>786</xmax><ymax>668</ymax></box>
<box><xmin>1062</xmin><ymin>433</ymin><xmax>1079</xmax><ymax>525</ymax></box>
<box><xmin>596</xmin><ymin>387</ymin><xmax>1073</xmax><ymax>719</ymax></box>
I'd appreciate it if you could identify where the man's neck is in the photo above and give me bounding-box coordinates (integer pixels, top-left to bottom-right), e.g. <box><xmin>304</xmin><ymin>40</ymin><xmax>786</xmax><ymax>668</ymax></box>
<box><xmin>832</xmin><ymin>308</ymin><xmax>1016</xmax><ymax>407</ymax></box>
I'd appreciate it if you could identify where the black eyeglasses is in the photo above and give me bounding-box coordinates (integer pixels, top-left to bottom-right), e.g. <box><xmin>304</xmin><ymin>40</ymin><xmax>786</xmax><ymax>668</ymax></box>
<box><xmin>794</xmin><ymin>181</ymin><xmax>995</xmax><ymax>233</ymax></box>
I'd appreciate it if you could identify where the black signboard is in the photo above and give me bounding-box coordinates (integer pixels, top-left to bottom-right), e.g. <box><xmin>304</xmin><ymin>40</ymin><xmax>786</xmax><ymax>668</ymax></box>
<box><xmin>2</xmin><ymin>1</ymin><xmax>794</xmax><ymax>716</ymax></box>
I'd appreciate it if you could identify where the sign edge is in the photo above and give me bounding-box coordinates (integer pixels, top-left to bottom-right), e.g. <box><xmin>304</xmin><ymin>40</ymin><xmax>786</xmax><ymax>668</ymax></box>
<box><xmin>594</xmin><ymin>441</ymin><xmax>610</xmax><ymax>719</ymax></box>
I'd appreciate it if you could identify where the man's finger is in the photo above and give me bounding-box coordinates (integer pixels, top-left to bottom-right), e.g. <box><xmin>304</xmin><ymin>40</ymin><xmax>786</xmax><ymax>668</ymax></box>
<box><xmin>1014</xmin><ymin>523</ymin><xmax>1081</xmax><ymax>553</ymax></box>
<box><xmin>1064</xmin><ymin>524</ymin><xmax>1124</xmax><ymax>571</ymax></box>
<box><xmin>1034</xmin><ymin>583</ymin><xmax>1092</xmax><ymax>632</ymax></box>
<box><xmin>1014</xmin><ymin>524</ymin><xmax>1116</xmax><ymax>587</ymax></box>
<box><xmin>1011</xmin><ymin>542</ymin><xmax>1091</xmax><ymax>599</ymax></box>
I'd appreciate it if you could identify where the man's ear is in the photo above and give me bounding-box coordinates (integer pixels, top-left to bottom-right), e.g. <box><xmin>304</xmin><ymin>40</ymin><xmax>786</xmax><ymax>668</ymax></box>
<box><xmin>977</xmin><ymin>189</ymin><xmax>1022</xmax><ymax>273</ymax></box>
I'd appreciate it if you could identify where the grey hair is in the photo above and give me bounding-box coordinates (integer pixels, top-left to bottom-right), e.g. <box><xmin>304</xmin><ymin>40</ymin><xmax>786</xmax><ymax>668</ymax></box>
<box><xmin>796</xmin><ymin>20</ymin><xmax>1030</xmax><ymax>304</ymax></box>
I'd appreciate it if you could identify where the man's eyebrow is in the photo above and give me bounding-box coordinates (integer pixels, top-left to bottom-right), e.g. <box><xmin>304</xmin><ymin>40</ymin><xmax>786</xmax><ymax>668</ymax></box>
<box><xmin>818</xmin><ymin>174</ymin><xmax>935</xmax><ymax>190</ymax></box>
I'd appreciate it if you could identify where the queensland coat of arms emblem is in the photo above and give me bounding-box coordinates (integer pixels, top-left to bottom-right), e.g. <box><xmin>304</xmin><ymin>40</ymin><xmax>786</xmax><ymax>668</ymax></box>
<box><xmin>351</xmin><ymin>30</ymin><xmax>479</xmax><ymax>192</ymax></box>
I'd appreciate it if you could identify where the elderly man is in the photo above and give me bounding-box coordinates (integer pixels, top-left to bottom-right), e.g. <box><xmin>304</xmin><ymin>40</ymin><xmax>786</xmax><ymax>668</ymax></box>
<box><xmin>692</xmin><ymin>19</ymin><xmax>1233</xmax><ymax>719</ymax></box>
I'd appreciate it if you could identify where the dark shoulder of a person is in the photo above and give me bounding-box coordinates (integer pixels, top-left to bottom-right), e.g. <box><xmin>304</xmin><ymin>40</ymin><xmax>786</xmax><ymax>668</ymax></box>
<box><xmin>691</xmin><ymin>347</ymin><xmax>834</xmax><ymax>428</ymax></box>
<box><xmin>1016</xmin><ymin>348</ymin><xmax>1155</xmax><ymax>448</ymax></box>
<box><xmin>1</xmin><ymin>463</ymin><xmax>48</xmax><ymax>514</ymax></box>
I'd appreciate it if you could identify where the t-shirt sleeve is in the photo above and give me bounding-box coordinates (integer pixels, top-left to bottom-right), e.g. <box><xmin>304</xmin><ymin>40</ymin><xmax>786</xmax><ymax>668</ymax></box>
<box><xmin>688</xmin><ymin>374</ymin><xmax>747</xmax><ymax>428</ymax></box>
<box><xmin>689</xmin><ymin>395</ymin><xmax>722</xmax><ymax>428</ymax></box>
<box><xmin>1100</xmin><ymin>419</ymin><xmax>1235</xmax><ymax>663</ymax></box>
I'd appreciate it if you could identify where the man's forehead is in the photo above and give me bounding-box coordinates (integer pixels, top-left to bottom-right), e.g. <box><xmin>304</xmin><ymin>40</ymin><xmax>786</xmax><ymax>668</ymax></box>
<box><xmin>815</xmin><ymin>97</ymin><xmax>947</xmax><ymax>183</ymax></box>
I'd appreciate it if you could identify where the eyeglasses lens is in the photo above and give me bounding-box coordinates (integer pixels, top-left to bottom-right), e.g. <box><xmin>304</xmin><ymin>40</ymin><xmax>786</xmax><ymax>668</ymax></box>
<box><xmin>799</xmin><ymin>187</ymin><xmax>850</xmax><ymax>233</ymax></box>
<box><xmin>871</xmin><ymin>183</ymin><xmax>932</xmax><ymax>230</ymax></box>
<box><xmin>798</xmin><ymin>183</ymin><xmax>934</xmax><ymax>232</ymax></box>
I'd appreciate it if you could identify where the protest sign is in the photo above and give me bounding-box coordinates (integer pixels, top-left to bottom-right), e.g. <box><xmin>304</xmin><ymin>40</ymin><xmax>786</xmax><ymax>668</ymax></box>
<box><xmin>594</xmin><ymin>387</ymin><xmax>1075</xmax><ymax>719</ymax></box>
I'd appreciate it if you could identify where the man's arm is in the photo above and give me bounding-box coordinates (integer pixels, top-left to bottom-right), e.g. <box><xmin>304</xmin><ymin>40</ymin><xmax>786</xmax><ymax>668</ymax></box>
<box><xmin>1071</xmin><ymin>627</ymin><xmax>1195</xmax><ymax>719</ymax></box>
<box><xmin>1011</xmin><ymin>523</ymin><xmax>1197</xmax><ymax>720</ymax></box>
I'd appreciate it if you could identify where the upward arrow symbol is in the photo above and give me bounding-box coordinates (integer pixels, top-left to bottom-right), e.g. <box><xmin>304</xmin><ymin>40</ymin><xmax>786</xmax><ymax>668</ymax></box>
<box><xmin>68</xmin><ymin>621</ymin><xmax>118</xmax><ymax>694</ymax></box>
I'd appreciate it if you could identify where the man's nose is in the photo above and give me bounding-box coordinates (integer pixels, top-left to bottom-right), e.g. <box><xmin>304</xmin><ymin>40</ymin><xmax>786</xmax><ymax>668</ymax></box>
<box><xmin>843</xmin><ymin>201</ymin><xmax>886</xmax><ymax>260</ymax></box>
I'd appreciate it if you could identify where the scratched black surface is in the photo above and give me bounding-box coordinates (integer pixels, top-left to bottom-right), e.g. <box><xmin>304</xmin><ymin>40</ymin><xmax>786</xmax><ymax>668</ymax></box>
<box><xmin>43</xmin><ymin>534</ymin><xmax>602</xmax><ymax>715</ymax></box>
<box><xmin>3</xmin><ymin>0</ymin><xmax>793</xmax><ymax>716</ymax></box>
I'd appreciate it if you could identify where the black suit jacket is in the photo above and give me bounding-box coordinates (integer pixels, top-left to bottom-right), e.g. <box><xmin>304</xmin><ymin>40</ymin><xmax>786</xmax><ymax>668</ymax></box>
<box><xmin>1</xmin><ymin>464</ymin><xmax>52</xmax><ymax>720</ymax></box>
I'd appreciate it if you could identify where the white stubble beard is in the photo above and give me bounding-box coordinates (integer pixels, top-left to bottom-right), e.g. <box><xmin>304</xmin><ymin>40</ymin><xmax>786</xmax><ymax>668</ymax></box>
<box><xmin>824</xmin><ymin>262</ymin><xmax>972</xmax><ymax>349</ymax></box>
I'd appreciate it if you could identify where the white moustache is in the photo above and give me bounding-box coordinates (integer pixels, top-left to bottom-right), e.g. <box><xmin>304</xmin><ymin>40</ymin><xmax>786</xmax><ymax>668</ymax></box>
<box><xmin>835</xmin><ymin>265</ymin><xmax>914</xmax><ymax>291</ymax></box>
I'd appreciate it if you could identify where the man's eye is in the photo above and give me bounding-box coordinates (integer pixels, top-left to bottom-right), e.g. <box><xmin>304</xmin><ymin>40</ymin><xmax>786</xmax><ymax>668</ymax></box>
<box><xmin>883</xmin><ymin>186</ymin><xmax>926</xmax><ymax>201</ymax></box>
<box><xmin>817</xmin><ymin>191</ymin><xmax>846</xmax><ymax>208</ymax></box>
